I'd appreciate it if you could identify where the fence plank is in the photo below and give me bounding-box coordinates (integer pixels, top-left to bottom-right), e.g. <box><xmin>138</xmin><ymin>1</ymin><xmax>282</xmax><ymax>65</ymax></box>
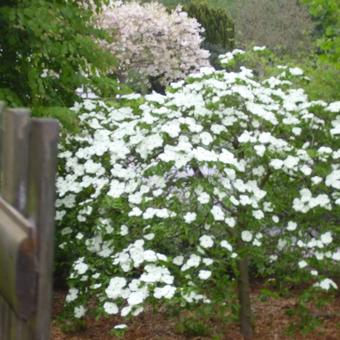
<box><xmin>0</xmin><ymin>294</ymin><xmax>12</xmax><ymax>339</ymax></box>
<box><xmin>0</xmin><ymin>108</ymin><xmax>30</xmax><ymax>214</ymax></box>
<box><xmin>27</xmin><ymin>118</ymin><xmax>59</xmax><ymax>340</ymax></box>
<box><xmin>0</xmin><ymin>102</ymin><xmax>5</xmax><ymax>186</ymax></box>
<box><xmin>0</xmin><ymin>294</ymin><xmax>33</xmax><ymax>340</ymax></box>
<box><xmin>0</xmin><ymin>107</ymin><xmax>59</xmax><ymax>339</ymax></box>
<box><xmin>0</xmin><ymin>197</ymin><xmax>37</xmax><ymax>320</ymax></box>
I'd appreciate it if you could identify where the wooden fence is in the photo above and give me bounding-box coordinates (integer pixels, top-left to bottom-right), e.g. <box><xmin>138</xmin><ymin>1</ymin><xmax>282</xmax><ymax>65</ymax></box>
<box><xmin>0</xmin><ymin>102</ymin><xmax>59</xmax><ymax>339</ymax></box>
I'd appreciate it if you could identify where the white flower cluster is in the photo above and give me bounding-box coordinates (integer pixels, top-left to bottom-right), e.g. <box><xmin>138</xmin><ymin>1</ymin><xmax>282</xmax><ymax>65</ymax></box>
<box><xmin>57</xmin><ymin>49</ymin><xmax>339</xmax><ymax>323</ymax></box>
<box><xmin>97</xmin><ymin>1</ymin><xmax>210</xmax><ymax>89</ymax></box>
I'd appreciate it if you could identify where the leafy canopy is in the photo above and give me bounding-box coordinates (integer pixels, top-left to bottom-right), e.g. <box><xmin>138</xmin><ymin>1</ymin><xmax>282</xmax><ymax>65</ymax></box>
<box><xmin>0</xmin><ymin>0</ymin><xmax>116</xmax><ymax>110</ymax></box>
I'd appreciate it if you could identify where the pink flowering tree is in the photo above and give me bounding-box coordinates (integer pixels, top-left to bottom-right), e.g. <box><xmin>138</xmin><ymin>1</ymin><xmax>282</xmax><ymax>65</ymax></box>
<box><xmin>96</xmin><ymin>1</ymin><xmax>210</xmax><ymax>92</ymax></box>
<box><xmin>56</xmin><ymin>48</ymin><xmax>339</xmax><ymax>338</ymax></box>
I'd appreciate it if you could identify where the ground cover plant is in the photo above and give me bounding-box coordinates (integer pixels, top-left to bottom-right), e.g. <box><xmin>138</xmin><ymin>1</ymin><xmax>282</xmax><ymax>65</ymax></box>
<box><xmin>51</xmin><ymin>288</ymin><xmax>340</xmax><ymax>339</ymax></box>
<box><xmin>56</xmin><ymin>48</ymin><xmax>339</xmax><ymax>339</ymax></box>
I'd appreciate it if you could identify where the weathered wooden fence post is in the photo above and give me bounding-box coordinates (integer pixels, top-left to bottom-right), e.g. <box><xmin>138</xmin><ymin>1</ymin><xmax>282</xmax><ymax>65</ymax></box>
<box><xmin>28</xmin><ymin>119</ymin><xmax>59</xmax><ymax>340</ymax></box>
<box><xmin>0</xmin><ymin>102</ymin><xmax>59</xmax><ymax>340</ymax></box>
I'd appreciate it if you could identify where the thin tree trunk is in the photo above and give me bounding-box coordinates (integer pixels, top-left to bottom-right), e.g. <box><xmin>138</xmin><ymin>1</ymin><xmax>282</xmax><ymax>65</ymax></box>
<box><xmin>237</xmin><ymin>255</ymin><xmax>253</xmax><ymax>340</ymax></box>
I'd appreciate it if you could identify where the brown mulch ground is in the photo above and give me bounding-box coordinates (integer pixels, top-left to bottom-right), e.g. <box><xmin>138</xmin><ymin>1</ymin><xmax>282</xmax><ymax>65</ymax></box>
<box><xmin>51</xmin><ymin>289</ymin><xmax>340</xmax><ymax>340</ymax></box>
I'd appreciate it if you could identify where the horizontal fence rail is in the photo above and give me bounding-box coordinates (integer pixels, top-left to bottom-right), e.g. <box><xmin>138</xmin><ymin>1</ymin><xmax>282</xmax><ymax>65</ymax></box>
<box><xmin>0</xmin><ymin>102</ymin><xmax>59</xmax><ymax>340</ymax></box>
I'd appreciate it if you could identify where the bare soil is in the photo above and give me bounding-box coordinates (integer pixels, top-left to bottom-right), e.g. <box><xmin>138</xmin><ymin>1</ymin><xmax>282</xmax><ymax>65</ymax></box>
<box><xmin>51</xmin><ymin>289</ymin><xmax>340</xmax><ymax>340</ymax></box>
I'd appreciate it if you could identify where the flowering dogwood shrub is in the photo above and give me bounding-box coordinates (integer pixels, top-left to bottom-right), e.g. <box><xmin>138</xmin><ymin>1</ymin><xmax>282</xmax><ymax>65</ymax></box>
<box><xmin>56</xmin><ymin>48</ymin><xmax>339</xmax><ymax>336</ymax></box>
<box><xmin>96</xmin><ymin>1</ymin><xmax>210</xmax><ymax>92</ymax></box>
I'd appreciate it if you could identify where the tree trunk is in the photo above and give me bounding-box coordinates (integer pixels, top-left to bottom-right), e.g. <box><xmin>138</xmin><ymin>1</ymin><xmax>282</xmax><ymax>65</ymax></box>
<box><xmin>237</xmin><ymin>255</ymin><xmax>253</xmax><ymax>340</ymax></box>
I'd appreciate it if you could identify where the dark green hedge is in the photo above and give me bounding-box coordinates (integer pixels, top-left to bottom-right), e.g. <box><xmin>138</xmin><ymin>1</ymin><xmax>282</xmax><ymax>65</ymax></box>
<box><xmin>184</xmin><ymin>0</ymin><xmax>235</xmax><ymax>51</ymax></box>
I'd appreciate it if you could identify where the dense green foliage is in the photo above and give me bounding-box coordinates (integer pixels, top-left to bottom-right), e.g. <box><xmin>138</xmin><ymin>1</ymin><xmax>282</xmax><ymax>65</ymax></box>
<box><xmin>0</xmin><ymin>0</ymin><xmax>118</xmax><ymax>126</ymax></box>
<box><xmin>303</xmin><ymin>0</ymin><xmax>339</xmax><ymax>65</ymax></box>
<box><xmin>300</xmin><ymin>0</ymin><xmax>339</xmax><ymax>101</ymax></box>
<box><xmin>183</xmin><ymin>0</ymin><xmax>234</xmax><ymax>50</ymax></box>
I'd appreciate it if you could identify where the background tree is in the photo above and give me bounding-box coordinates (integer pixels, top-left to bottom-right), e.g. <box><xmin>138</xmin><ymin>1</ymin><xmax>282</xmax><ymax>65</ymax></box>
<box><xmin>302</xmin><ymin>0</ymin><xmax>339</xmax><ymax>65</ymax></box>
<box><xmin>0</xmin><ymin>0</ymin><xmax>117</xmax><ymax>127</ymax></box>
<box><xmin>97</xmin><ymin>1</ymin><xmax>210</xmax><ymax>93</ymax></box>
